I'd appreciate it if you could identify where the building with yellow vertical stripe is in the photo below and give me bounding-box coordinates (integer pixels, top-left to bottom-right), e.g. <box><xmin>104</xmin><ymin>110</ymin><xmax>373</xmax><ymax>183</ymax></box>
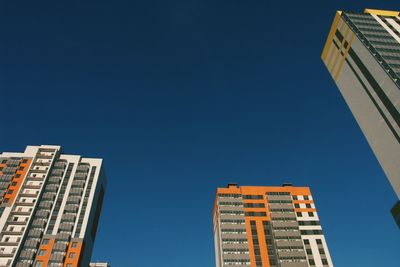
<box><xmin>213</xmin><ymin>184</ymin><xmax>333</xmax><ymax>267</ymax></box>
<box><xmin>321</xmin><ymin>9</ymin><xmax>400</xmax><ymax>227</ymax></box>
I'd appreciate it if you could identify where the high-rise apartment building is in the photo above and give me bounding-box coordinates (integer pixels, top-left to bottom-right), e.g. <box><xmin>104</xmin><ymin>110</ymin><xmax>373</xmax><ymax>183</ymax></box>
<box><xmin>321</xmin><ymin>8</ymin><xmax>400</xmax><ymax>227</ymax></box>
<box><xmin>213</xmin><ymin>184</ymin><xmax>333</xmax><ymax>267</ymax></box>
<box><xmin>0</xmin><ymin>145</ymin><xmax>106</xmax><ymax>267</ymax></box>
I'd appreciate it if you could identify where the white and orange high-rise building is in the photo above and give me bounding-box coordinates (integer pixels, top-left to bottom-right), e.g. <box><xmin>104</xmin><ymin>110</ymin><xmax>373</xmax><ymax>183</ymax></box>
<box><xmin>0</xmin><ymin>145</ymin><xmax>106</xmax><ymax>267</ymax></box>
<box><xmin>213</xmin><ymin>184</ymin><xmax>333</xmax><ymax>267</ymax></box>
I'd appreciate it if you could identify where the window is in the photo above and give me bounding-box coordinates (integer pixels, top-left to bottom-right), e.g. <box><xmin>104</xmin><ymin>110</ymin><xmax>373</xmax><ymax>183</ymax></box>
<box><xmin>243</xmin><ymin>195</ymin><xmax>263</xmax><ymax>199</ymax></box>
<box><xmin>309</xmin><ymin>259</ymin><xmax>315</xmax><ymax>265</ymax></box>
<box><xmin>7</xmin><ymin>190</ymin><xmax>13</xmax><ymax>195</ymax></box>
<box><xmin>294</xmin><ymin>204</ymin><xmax>300</xmax><ymax>208</ymax></box>
<box><xmin>304</xmin><ymin>195</ymin><xmax>309</xmax><ymax>200</ymax></box>
<box><xmin>296</xmin><ymin>212</ymin><xmax>302</xmax><ymax>217</ymax></box>
<box><xmin>293</xmin><ymin>196</ymin><xmax>298</xmax><ymax>200</ymax></box>
<box><xmin>34</xmin><ymin>262</ymin><xmax>43</xmax><ymax>267</ymax></box>
<box><xmin>303</xmin><ymin>239</ymin><xmax>310</xmax><ymax>245</ymax></box>
<box><xmin>12</xmin><ymin>182</ymin><xmax>17</xmax><ymax>186</ymax></box>
<box><xmin>319</xmin><ymin>248</ymin><xmax>326</xmax><ymax>254</ymax></box>
<box><xmin>72</xmin><ymin>242</ymin><xmax>78</xmax><ymax>248</ymax></box>
<box><xmin>38</xmin><ymin>250</ymin><xmax>46</xmax><ymax>256</ymax></box>
<box><xmin>0</xmin><ymin>167</ymin><xmax>3</xmax><ymax>171</ymax></box>
<box><xmin>69</xmin><ymin>252</ymin><xmax>75</xmax><ymax>259</ymax></box>
<box><xmin>1</xmin><ymin>160</ymin><xmax>7</xmax><ymax>164</ymax></box>
<box><xmin>322</xmin><ymin>259</ymin><xmax>328</xmax><ymax>265</ymax></box>
<box><xmin>316</xmin><ymin>239</ymin><xmax>322</xmax><ymax>245</ymax></box>
<box><xmin>15</xmin><ymin>174</ymin><xmax>21</xmax><ymax>178</ymax></box>
<box><xmin>22</xmin><ymin>159</ymin><xmax>28</xmax><ymax>163</ymax></box>
<box><xmin>42</xmin><ymin>239</ymin><xmax>50</xmax><ymax>245</ymax></box>
<box><xmin>306</xmin><ymin>249</ymin><xmax>312</xmax><ymax>255</ymax></box>
<box><xmin>18</xmin><ymin>167</ymin><xmax>24</xmax><ymax>171</ymax></box>
<box><xmin>308</xmin><ymin>212</ymin><xmax>314</xmax><ymax>217</ymax></box>
<box><xmin>306</xmin><ymin>204</ymin><xmax>312</xmax><ymax>208</ymax></box>
<box><xmin>3</xmin><ymin>198</ymin><xmax>9</xmax><ymax>203</ymax></box>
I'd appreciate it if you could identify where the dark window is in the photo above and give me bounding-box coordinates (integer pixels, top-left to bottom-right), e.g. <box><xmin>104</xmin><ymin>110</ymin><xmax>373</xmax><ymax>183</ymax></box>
<box><xmin>22</xmin><ymin>159</ymin><xmax>28</xmax><ymax>163</ymax></box>
<box><xmin>245</xmin><ymin>212</ymin><xmax>267</xmax><ymax>217</ymax></box>
<box><xmin>293</xmin><ymin>195</ymin><xmax>298</xmax><ymax>200</ymax></box>
<box><xmin>306</xmin><ymin>249</ymin><xmax>312</xmax><ymax>255</ymax></box>
<box><xmin>303</xmin><ymin>239</ymin><xmax>310</xmax><ymax>245</ymax></box>
<box><xmin>322</xmin><ymin>259</ymin><xmax>328</xmax><ymax>265</ymax></box>
<box><xmin>243</xmin><ymin>195</ymin><xmax>263</xmax><ymax>199</ymax></box>
<box><xmin>304</xmin><ymin>195</ymin><xmax>309</xmax><ymax>200</ymax></box>
<box><xmin>38</xmin><ymin>250</ymin><xmax>46</xmax><ymax>256</ymax></box>
<box><xmin>316</xmin><ymin>239</ymin><xmax>322</xmax><ymax>245</ymax></box>
<box><xmin>294</xmin><ymin>204</ymin><xmax>300</xmax><ymax>208</ymax></box>
<box><xmin>12</xmin><ymin>182</ymin><xmax>17</xmax><ymax>186</ymax></box>
<box><xmin>296</xmin><ymin>212</ymin><xmax>302</xmax><ymax>217</ymax></box>
<box><xmin>319</xmin><ymin>248</ymin><xmax>326</xmax><ymax>254</ymax></box>
<box><xmin>15</xmin><ymin>174</ymin><xmax>21</xmax><ymax>178</ymax></box>
<box><xmin>306</xmin><ymin>204</ymin><xmax>312</xmax><ymax>208</ymax></box>
<box><xmin>18</xmin><ymin>167</ymin><xmax>24</xmax><ymax>171</ymax></box>
<box><xmin>7</xmin><ymin>190</ymin><xmax>13</xmax><ymax>195</ymax></box>
<box><xmin>244</xmin><ymin>203</ymin><xmax>265</xmax><ymax>208</ymax></box>
<box><xmin>3</xmin><ymin>198</ymin><xmax>9</xmax><ymax>203</ymax></box>
<box><xmin>308</xmin><ymin>212</ymin><xmax>314</xmax><ymax>217</ymax></box>
<box><xmin>309</xmin><ymin>259</ymin><xmax>315</xmax><ymax>265</ymax></box>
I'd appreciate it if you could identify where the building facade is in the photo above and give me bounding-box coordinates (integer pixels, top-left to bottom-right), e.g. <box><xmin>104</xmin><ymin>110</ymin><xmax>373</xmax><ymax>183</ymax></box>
<box><xmin>213</xmin><ymin>184</ymin><xmax>333</xmax><ymax>267</ymax></box>
<box><xmin>321</xmin><ymin>8</ymin><xmax>400</xmax><ymax>226</ymax></box>
<box><xmin>0</xmin><ymin>145</ymin><xmax>106</xmax><ymax>267</ymax></box>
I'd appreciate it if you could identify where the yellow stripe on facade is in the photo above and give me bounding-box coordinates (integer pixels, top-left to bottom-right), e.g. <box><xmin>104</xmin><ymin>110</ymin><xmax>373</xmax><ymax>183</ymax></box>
<box><xmin>364</xmin><ymin>9</ymin><xmax>400</xmax><ymax>17</ymax></box>
<box><xmin>334</xmin><ymin>32</ymin><xmax>355</xmax><ymax>81</ymax></box>
<box><xmin>326</xmin><ymin>19</ymin><xmax>346</xmax><ymax>71</ymax></box>
<box><xmin>329</xmin><ymin>24</ymin><xmax>350</xmax><ymax>75</ymax></box>
<box><xmin>321</xmin><ymin>11</ymin><xmax>342</xmax><ymax>61</ymax></box>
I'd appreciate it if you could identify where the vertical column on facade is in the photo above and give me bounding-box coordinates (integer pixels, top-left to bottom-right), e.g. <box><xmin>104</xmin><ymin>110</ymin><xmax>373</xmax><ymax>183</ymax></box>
<box><xmin>267</xmin><ymin>192</ymin><xmax>308</xmax><ymax>267</ymax></box>
<box><xmin>217</xmin><ymin>193</ymin><xmax>250</xmax><ymax>266</ymax></box>
<box><xmin>46</xmin><ymin>162</ymin><xmax>90</xmax><ymax>266</ymax></box>
<box><xmin>14</xmin><ymin>148</ymin><xmax>61</xmax><ymax>266</ymax></box>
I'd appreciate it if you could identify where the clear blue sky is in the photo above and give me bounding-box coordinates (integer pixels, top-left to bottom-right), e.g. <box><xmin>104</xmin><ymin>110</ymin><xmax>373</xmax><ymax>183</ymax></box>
<box><xmin>1</xmin><ymin>1</ymin><xmax>399</xmax><ymax>266</ymax></box>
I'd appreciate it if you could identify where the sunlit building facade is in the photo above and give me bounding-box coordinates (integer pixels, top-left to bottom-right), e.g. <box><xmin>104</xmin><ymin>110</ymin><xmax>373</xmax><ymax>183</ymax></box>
<box><xmin>0</xmin><ymin>145</ymin><xmax>106</xmax><ymax>266</ymax></box>
<box><xmin>321</xmin><ymin>8</ymin><xmax>400</xmax><ymax>227</ymax></box>
<box><xmin>213</xmin><ymin>184</ymin><xmax>333</xmax><ymax>267</ymax></box>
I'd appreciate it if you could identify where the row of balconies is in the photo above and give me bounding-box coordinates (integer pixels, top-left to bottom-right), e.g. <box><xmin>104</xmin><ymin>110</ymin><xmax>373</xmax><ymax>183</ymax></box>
<box><xmin>71</xmin><ymin>180</ymin><xmax>85</xmax><ymax>188</ymax></box>
<box><xmin>47</xmin><ymin>176</ymin><xmax>62</xmax><ymax>185</ymax></box>
<box><xmin>76</xmin><ymin>164</ymin><xmax>90</xmax><ymax>173</ymax></box>
<box><xmin>66</xmin><ymin>196</ymin><xmax>81</xmax><ymax>205</ymax></box>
